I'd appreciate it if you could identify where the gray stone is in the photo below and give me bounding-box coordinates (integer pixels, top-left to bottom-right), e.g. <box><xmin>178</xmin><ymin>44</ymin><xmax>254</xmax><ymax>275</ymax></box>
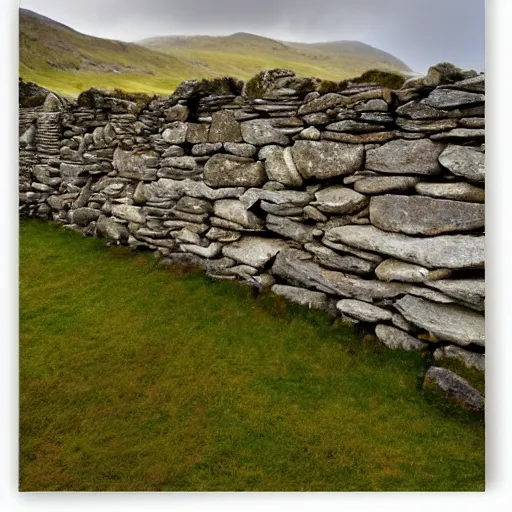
<box><xmin>354</xmin><ymin>99</ymin><xmax>388</xmax><ymax>112</ymax></box>
<box><xmin>434</xmin><ymin>345</ymin><xmax>485</xmax><ymax>372</ymax></box>
<box><xmin>162</xmin><ymin>146</ymin><xmax>185</xmax><ymax>158</ymax></box>
<box><xmin>182</xmin><ymin>242</ymin><xmax>222</xmax><ymax>259</ymax></box>
<box><xmin>299</xmin><ymin>127</ymin><xmax>321</xmax><ymax>140</ymax></box>
<box><xmin>213</xmin><ymin>200</ymin><xmax>264</xmax><ymax>229</ymax></box>
<box><xmin>191</xmin><ymin>143</ymin><xmax>223</xmax><ymax>156</ymax></box>
<box><xmin>375</xmin><ymin>325</ymin><xmax>428</xmax><ymax>351</ymax></box>
<box><xmin>415</xmin><ymin>182</ymin><xmax>485</xmax><ymax>202</ymax></box>
<box><xmin>240</xmin><ymin>119</ymin><xmax>289</xmax><ymax>145</ymax></box>
<box><xmin>160</xmin><ymin>156</ymin><xmax>197</xmax><ymax>169</ymax></box>
<box><xmin>208</xmin><ymin>110</ymin><xmax>242</xmax><ymax>143</ymax></box>
<box><xmin>359</xmin><ymin>112</ymin><xmax>393</xmax><ymax>123</ymax></box>
<box><xmin>325</xmin><ymin>225</ymin><xmax>484</xmax><ymax>269</ymax></box>
<box><xmin>313</xmin><ymin>186</ymin><xmax>368</xmax><ymax>214</ymax></box>
<box><xmin>337</xmin><ymin>300</ymin><xmax>392</xmax><ymax>322</ymax></box>
<box><xmin>423</xmin><ymin>366</ymin><xmax>484</xmax><ymax>411</ymax></box>
<box><xmin>259</xmin><ymin>146</ymin><xmax>303</xmax><ymax>186</ymax></box>
<box><xmin>291</xmin><ymin>141</ymin><xmax>364</xmax><ymax>180</ymax></box>
<box><xmin>111</xmin><ymin>204</ymin><xmax>145</xmax><ymax>224</ymax></box>
<box><xmin>302</xmin><ymin>112</ymin><xmax>330</xmax><ymax>125</ymax></box>
<box><xmin>47</xmin><ymin>195</ymin><xmax>64</xmax><ymax>211</ymax></box>
<box><xmin>303</xmin><ymin>205</ymin><xmax>328</xmax><ymax>222</ymax></box>
<box><xmin>395</xmin><ymin>101</ymin><xmax>458</xmax><ymax>120</ymax></box>
<box><xmin>271</xmin><ymin>284</ymin><xmax>328</xmax><ymax>309</ymax></box>
<box><xmin>424</xmin><ymin>279</ymin><xmax>485</xmax><ymax>308</ymax></box>
<box><xmin>304</xmin><ymin>242</ymin><xmax>377</xmax><ymax>274</ymax></box>
<box><xmin>162</xmin><ymin>122</ymin><xmax>188</xmax><ymax>144</ymax></box>
<box><xmin>438</xmin><ymin>145</ymin><xmax>485</xmax><ymax>182</ymax></box>
<box><xmin>391</xmin><ymin>313</ymin><xmax>416</xmax><ymax>332</ymax></box>
<box><xmin>165</xmin><ymin>104</ymin><xmax>189</xmax><ymax>122</ymax></box>
<box><xmin>175</xmin><ymin>228</ymin><xmax>201</xmax><ymax>245</ymax></box>
<box><xmin>298</xmin><ymin>93</ymin><xmax>347</xmax><ymax>115</ymax></box>
<box><xmin>260</xmin><ymin>202</ymin><xmax>303</xmax><ymax>216</ymax></box>
<box><xmin>205</xmin><ymin>227</ymin><xmax>241</xmax><ymax>243</ymax></box>
<box><xmin>321</xmin><ymin>238</ymin><xmax>384</xmax><ymax>264</ymax></box>
<box><xmin>369</xmin><ymin>195</ymin><xmax>485</xmax><ymax>235</ymax></box>
<box><xmin>395</xmin><ymin>118</ymin><xmax>458</xmax><ymax>132</ymax></box>
<box><xmin>96</xmin><ymin>215</ymin><xmax>129</xmax><ymax>243</ymax></box>
<box><xmin>222</xmin><ymin>237</ymin><xmax>289</xmax><ymax>268</ymax></box>
<box><xmin>239</xmin><ymin>188</ymin><xmax>312</xmax><ymax>209</ymax></box>
<box><xmin>375</xmin><ymin>259</ymin><xmax>451</xmax><ymax>283</ymax></box>
<box><xmin>441</xmin><ymin>75</ymin><xmax>485</xmax><ymax>93</ymax></box>
<box><xmin>354</xmin><ymin>176</ymin><xmax>420</xmax><ymax>194</ymax></box>
<box><xmin>175</xmin><ymin>196</ymin><xmax>212</xmax><ymax>215</ymax></box>
<box><xmin>186</xmin><ymin>123</ymin><xmax>209</xmax><ymax>144</ymax></box>
<box><xmin>266</xmin><ymin>214</ymin><xmax>316</xmax><ymax>244</ymax></box>
<box><xmin>204</xmin><ymin>154</ymin><xmax>266</xmax><ymax>188</ymax></box>
<box><xmin>326</xmin><ymin>120</ymin><xmax>385</xmax><ymax>132</ymax></box>
<box><xmin>113</xmin><ymin>148</ymin><xmax>157</xmax><ymax>181</ymax></box>
<box><xmin>422</xmin><ymin>89</ymin><xmax>485</xmax><ymax>109</ymax></box>
<box><xmin>395</xmin><ymin>295</ymin><xmax>485</xmax><ymax>347</ymax></box>
<box><xmin>71</xmin><ymin>207</ymin><xmax>100</xmax><ymax>226</ymax></box>
<box><xmin>31</xmin><ymin>182</ymin><xmax>53</xmax><ymax>193</ymax></box>
<box><xmin>431</xmin><ymin>128</ymin><xmax>485</xmax><ymax>141</ymax></box>
<box><xmin>224</xmin><ymin>142</ymin><xmax>257</xmax><ymax>157</ymax></box>
<box><xmin>366</xmin><ymin>139</ymin><xmax>445</xmax><ymax>175</ymax></box>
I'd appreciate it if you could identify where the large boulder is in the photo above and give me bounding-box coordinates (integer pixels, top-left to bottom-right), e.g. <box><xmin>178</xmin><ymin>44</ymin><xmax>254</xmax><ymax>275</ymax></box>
<box><xmin>395</xmin><ymin>295</ymin><xmax>485</xmax><ymax>347</ymax></box>
<box><xmin>204</xmin><ymin>154</ymin><xmax>266</xmax><ymax>187</ymax></box>
<box><xmin>369</xmin><ymin>195</ymin><xmax>485</xmax><ymax>236</ymax></box>
<box><xmin>366</xmin><ymin>139</ymin><xmax>445</xmax><ymax>175</ymax></box>
<box><xmin>325</xmin><ymin>225</ymin><xmax>484</xmax><ymax>269</ymax></box>
<box><xmin>438</xmin><ymin>145</ymin><xmax>485</xmax><ymax>182</ymax></box>
<box><xmin>291</xmin><ymin>141</ymin><xmax>364</xmax><ymax>180</ymax></box>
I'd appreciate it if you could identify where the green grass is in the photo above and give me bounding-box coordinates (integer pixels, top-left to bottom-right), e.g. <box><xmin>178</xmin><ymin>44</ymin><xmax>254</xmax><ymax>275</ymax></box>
<box><xmin>19</xmin><ymin>219</ymin><xmax>484</xmax><ymax>492</ymax></box>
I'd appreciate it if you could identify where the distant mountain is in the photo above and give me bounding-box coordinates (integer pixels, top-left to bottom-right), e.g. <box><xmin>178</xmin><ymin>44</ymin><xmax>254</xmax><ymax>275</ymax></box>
<box><xmin>20</xmin><ymin>8</ymin><xmax>411</xmax><ymax>97</ymax></box>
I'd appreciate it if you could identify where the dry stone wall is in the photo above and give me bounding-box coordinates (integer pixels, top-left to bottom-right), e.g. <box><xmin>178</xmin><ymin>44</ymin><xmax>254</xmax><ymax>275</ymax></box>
<box><xmin>19</xmin><ymin>68</ymin><xmax>485</xmax><ymax>407</ymax></box>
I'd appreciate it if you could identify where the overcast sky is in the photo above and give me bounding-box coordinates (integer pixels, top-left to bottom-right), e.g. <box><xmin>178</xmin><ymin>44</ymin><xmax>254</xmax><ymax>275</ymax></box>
<box><xmin>20</xmin><ymin>0</ymin><xmax>484</xmax><ymax>73</ymax></box>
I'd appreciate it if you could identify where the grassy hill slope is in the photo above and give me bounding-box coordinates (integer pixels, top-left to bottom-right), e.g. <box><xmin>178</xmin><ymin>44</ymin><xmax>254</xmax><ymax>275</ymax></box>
<box><xmin>20</xmin><ymin>8</ymin><xmax>411</xmax><ymax>97</ymax></box>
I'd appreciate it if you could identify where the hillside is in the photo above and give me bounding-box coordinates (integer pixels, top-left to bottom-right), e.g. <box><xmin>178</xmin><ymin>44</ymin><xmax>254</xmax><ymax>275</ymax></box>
<box><xmin>20</xmin><ymin>8</ymin><xmax>411</xmax><ymax>97</ymax></box>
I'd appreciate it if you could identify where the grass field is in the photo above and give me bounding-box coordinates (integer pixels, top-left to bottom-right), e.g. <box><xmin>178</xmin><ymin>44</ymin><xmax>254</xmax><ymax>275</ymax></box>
<box><xmin>19</xmin><ymin>219</ymin><xmax>485</xmax><ymax>492</ymax></box>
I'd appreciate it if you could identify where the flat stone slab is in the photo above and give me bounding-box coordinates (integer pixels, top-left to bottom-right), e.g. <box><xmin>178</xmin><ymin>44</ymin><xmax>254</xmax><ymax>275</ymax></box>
<box><xmin>422</xmin><ymin>89</ymin><xmax>485</xmax><ymax>109</ymax></box>
<box><xmin>395</xmin><ymin>295</ymin><xmax>485</xmax><ymax>347</ymax></box>
<box><xmin>213</xmin><ymin>200</ymin><xmax>264</xmax><ymax>230</ymax></box>
<box><xmin>240</xmin><ymin>119</ymin><xmax>289</xmax><ymax>146</ymax></box>
<box><xmin>424</xmin><ymin>279</ymin><xmax>485</xmax><ymax>308</ymax></box>
<box><xmin>438</xmin><ymin>145</ymin><xmax>485</xmax><ymax>182</ymax></box>
<box><xmin>366</xmin><ymin>139</ymin><xmax>445</xmax><ymax>175</ymax></box>
<box><xmin>337</xmin><ymin>299</ymin><xmax>392</xmax><ymax>322</ymax></box>
<box><xmin>375</xmin><ymin>258</ymin><xmax>451</xmax><ymax>283</ymax></box>
<box><xmin>304</xmin><ymin>242</ymin><xmax>377</xmax><ymax>275</ymax></box>
<box><xmin>313</xmin><ymin>186</ymin><xmax>369</xmax><ymax>214</ymax></box>
<box><xmin>208</xmin><ymin>110</ymin><xmax>242</xmax><ymax>143</ymax></box>
<box><xmin>222</xmin><ymin>237</ymin><xmax>289</xmax><ymax>268</ymax></box>
<box><xmin>204</xmin><ymin>154</ymin><xmax>266</xmax><ymax>188</ymax></box>
<box><xmin>325</xmin><ymin>225</ymin><xmax>484</xmax><ymax>269</ymax></box>
<box><xmin>369</xmin><ymin>195</ymin><xmax>485</xmax><ymax>236</ymax></box>
<box><xmin>415</xmin><ymin>182</ymin><xmax>485</xmax><ymax>202</ymax></box>
<box><xmin>353</xmin><ymin>176</ymin><xmax>420</xmax><ymax>195</ymax></box>
<box><xmin>266</xmin><ymin>214</ymin><xmax>316</xmax><ymax>244</ymax></box>
<box><xmin>291</xmin><ymin>140</ymin><xmax>364</xmax><ymax>180</ymax></box>
<box><xmin>434</xmin><ymin>345</ymin><xmax>485</xmax><ymax>372</ymax></box>
<box><xmin>423</xmin><ymin>366</ymin><xmax>484</xmax><ymax>411</ymax></box>
<box><xmin>375</xmin><ymin>324</ymin><xmax>428</xmax><ymax>351</ymax></box>
<box><xmin>271</xmin><ymin>284</ymin><xmax>328</xmax><ymax>309</ymax></box>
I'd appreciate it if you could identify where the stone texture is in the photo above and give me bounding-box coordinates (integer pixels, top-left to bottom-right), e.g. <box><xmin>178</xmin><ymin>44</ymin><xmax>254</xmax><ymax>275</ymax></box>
<box><xmin>337</xmin><ymin>300</ymin><xmax>392</xmax><ymax>322</ymax></box>
<box><xmin>204</xmin><ymin>154</ymin><xmax>266</xmax><ymax>187</ymax></box>
<box><xmin>434</xmin><ymin>345</ymin><xmax>485</xmax><ymax>372</ymax></box>
<box><xmin>304</xmin><ymin>242</ymin><xmax>377</xmax><ymax>274</ymax></box>
<box><xmin>266</xmin><ymin>214</ymin><xmax>316</xmax><ymax>244</ymax></box>
<box><xmin>208</xmin><ymin>110</ymin><xmax>242</xmax><ymax>143</ymax></box>
<box><xmin>395</xmin><ymin>295</ymin><xmax>485</xmax><ymax>347</ymax></box>
<box><xmin>313</xmin><ymin>186</ymin><xmax>369</xmax><ymax>214</ymax></box>
<box><xmin>71</xmin><ymin>207</ymin><xmax>101</xmax><ymax>226</ymax></box>
<box><xmin>113</xmin><ymin>148</ymin><xmax>157</xmax><ymax>181</ymax></box>
<box><xmin>298</xmin><ymin>93</ymin><xmax>347</xmax><ymax>115</ymax></box>
<box><xmin>422</xmin><ymin>89</ymin><xmax>485</xmax><ymax>109</ymax></box>
<box><xmin>240</xmin><ymin>119</ymin><xmax>289</xmax><ymax>145</ymax></box>
<box><xmin>366</xmin><ymin>139</ymin><xmax>445</xmax><ymax>175</ymax></box>
<box><xmin>213</xmin><ymin>200</ymin><xmax>264</xmax><ymax>230</ymax></box>
<box><xmin>325</xmin><ymin>225</ymin><xmax>484</xmax><ymax>269</ymax></box>
<box><xmin>112</xmin><ymin>204</ymin><xmax>145</xmax><ymax>224</ymax></box>
<box><xmin>424</xmin><ymin>279</ymin><xmax>485</xmax><ymax>308</ymax></box>
<box><xmin>375</xmin><ymin>325</ymin><xmax>428</xmax><ymax>351</ymax></box>
<box><xmin>222</xmin><ymin>237</ymin><xmax>288</xmax><ymax>268</ymax></box>
<box><xmin>354</xmin><ymin>176</ymin><xmax>420</xmax><ymax>194</ymax></box>
<box><xmin>423</xmin><ymin>366</ymin><xmax>484</xmax><ymax>411</ymax></box>
<box><xmin>438</xmin><ymin>145</ymin><xmax>485</xmax><ymax>182</ymax></box>
<box><xmin>415</xmin><ymin>182</ymin><xmax>484</xmax><ymax>202</ymax></box>
<box><xmin>259</xmin><ymin>145</ymin><xmax>303</xmax><ymax>186</ymax></box>
<box><xmin>375</xmin><ymin>259</ymin><xmax>451</xmax><ymax>283</ymax></box>
<box><xmin>271</xmin><ymin>284</ymin><xmax>328</xmax><ymax>309</ymax></box>
<box><xmin>224</xmin><ymin>142</ymin><xmax>257</xmax><ymax>157</ymax></box>
<box><xmin>291</xmin><ymin>141</ymin><xmax>364</xmax><ymax>180</ymax></box>
<box><xmin>162</xmin><ymin>122</ymin><xmax>188</xmax><ymax>144</ymax></box>
<box><xmin>369</xmin><ymin>195</ymin><xmax>485</xmax><ymax>235</ymax></box>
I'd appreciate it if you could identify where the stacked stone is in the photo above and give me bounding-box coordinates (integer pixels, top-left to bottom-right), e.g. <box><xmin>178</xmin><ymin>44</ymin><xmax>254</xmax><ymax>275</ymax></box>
<box><xmin>19</xmin><ymin>64</ymin><xmax>485</xmax><ymax>409</ymax></box>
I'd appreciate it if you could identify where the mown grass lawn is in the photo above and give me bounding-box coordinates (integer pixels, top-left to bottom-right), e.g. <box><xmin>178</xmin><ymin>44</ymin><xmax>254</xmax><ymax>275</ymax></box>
<box><xmin>19</xmin><ymin>219</ymin><xmax>485</xmax><ymax>492</ymax></box>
